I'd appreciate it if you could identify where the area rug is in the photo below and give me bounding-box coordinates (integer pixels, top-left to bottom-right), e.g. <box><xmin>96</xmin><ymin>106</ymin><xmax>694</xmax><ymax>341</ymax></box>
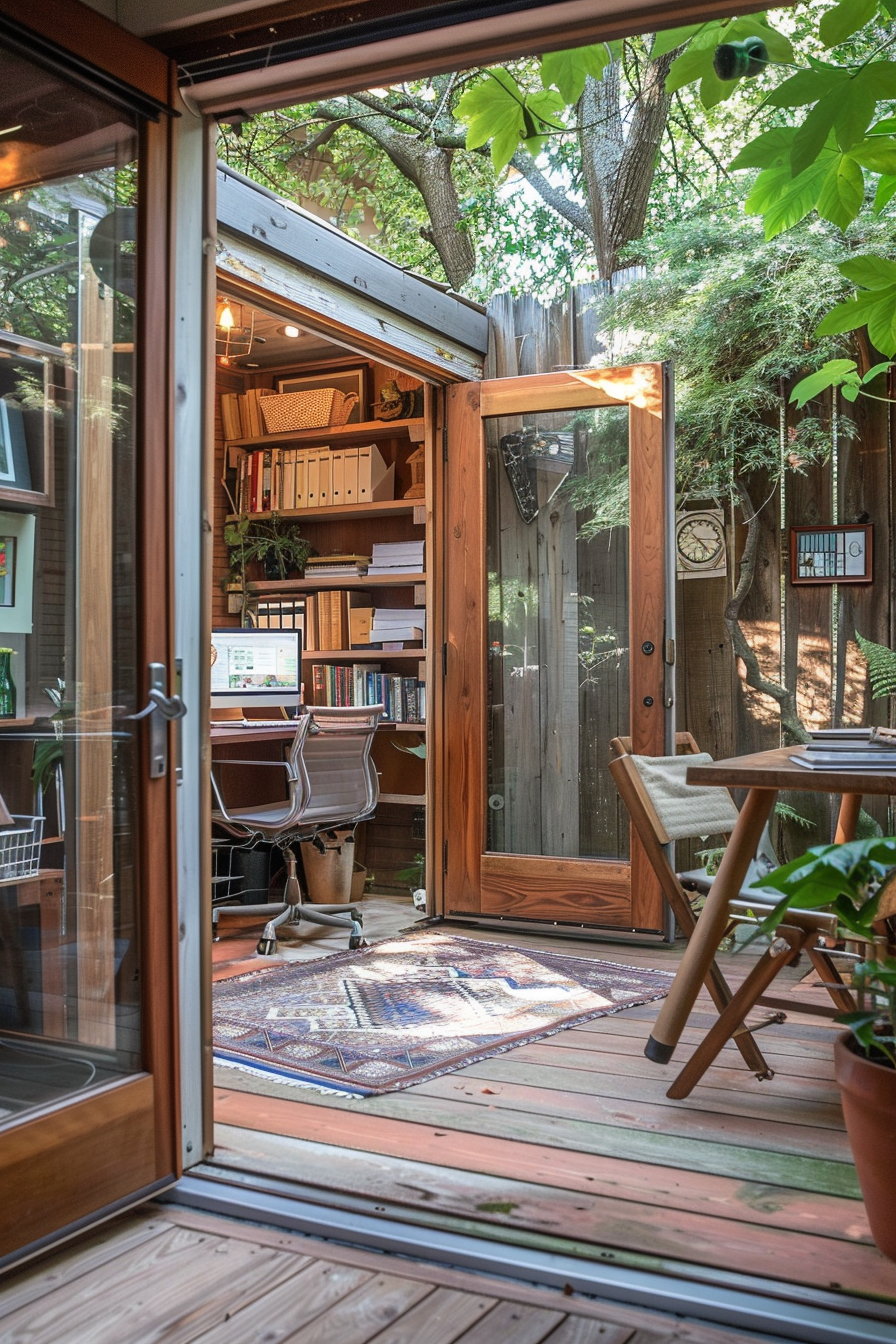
<box><xmin>213</xmin><ymin>931</ymin><xmax>672</xmax><ymax>1097</ymax></box>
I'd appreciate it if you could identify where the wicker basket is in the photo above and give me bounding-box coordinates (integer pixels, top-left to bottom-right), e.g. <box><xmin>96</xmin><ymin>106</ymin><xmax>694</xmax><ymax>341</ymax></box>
<box><xmin>260</xmin><ymin>388</ymin><xmax>359</xmax><ymax>434</ymax></box>
<box><xmin>0</xmin><ymin>815</ymin><xmax>44</xmax><ymax>883</ymax></box>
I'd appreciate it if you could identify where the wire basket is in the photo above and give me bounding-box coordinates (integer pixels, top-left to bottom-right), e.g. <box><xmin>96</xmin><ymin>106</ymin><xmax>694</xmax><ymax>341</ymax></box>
<box><xmin>0</xmin><ymin>815</ymin><xmax>44</xmax><ymax>883</ymax></box>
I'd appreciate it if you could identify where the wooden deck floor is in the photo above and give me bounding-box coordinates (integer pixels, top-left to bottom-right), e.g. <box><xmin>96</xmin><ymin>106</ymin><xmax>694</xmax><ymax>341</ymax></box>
<box><xmin>0</xmin><ymin>1202</ymin><xmax>800</xmax><ymax>1344</ymax></box>
<box><xmin>210</xmin><ymin>911</ymin><xmax>896</xmax><ymax>1310</ymax></box>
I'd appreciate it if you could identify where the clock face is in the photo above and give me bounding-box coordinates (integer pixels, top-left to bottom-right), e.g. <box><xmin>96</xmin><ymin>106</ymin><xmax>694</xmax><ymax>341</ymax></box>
<box><xmin>676</xmin><ymin>510</ymin><xmax>727</xmax><ymax>577</ymax></box>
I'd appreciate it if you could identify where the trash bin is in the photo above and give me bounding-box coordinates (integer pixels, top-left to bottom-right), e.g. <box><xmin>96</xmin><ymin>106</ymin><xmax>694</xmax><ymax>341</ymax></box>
<box><xmin>301</xmin><ymin>829</ymin><xmax>356</xmax><ymax>903</ymax></box>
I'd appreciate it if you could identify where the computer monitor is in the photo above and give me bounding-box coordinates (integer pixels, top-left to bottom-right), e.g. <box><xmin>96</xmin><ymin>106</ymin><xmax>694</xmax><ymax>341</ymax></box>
<box><xmin>210</xmin><ymin>628</ymin><xmax>302</xmax><ymax>712</ymax></box>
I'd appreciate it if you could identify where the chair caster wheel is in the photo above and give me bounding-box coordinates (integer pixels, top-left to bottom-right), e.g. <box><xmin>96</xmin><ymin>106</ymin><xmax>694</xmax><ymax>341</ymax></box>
<box><xmin>257</xmin><ymin>937</ymin><xmax>277</xmax><ymax>955</ymax></box>
<box><xmin>349</xmin><ymin>935</ymin><xmax>368</xmax><ymax>950</ymax></box>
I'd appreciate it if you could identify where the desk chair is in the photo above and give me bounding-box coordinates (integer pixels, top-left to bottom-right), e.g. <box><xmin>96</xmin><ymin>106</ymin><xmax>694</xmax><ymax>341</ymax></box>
<box><xmin>609</xmin><ymin>733</ymin><xmax>856</xmax><ymax>1093</ymax></box>
<box><xmin>212</xmin><ymin>704</ymin><xmax>382</xmax><ymax>954</ymax></box>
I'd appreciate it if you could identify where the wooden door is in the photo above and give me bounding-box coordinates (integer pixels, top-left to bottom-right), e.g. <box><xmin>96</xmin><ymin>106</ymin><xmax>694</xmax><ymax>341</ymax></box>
<box><xmin>0</xmin><ymin>10</ymin><xmax>180</xmax><ymax>1261</ymax></box>
<box><xmin>443</xmin><ymin>367</ymin><xmax>672</xmax><ymax>933</ymax></box>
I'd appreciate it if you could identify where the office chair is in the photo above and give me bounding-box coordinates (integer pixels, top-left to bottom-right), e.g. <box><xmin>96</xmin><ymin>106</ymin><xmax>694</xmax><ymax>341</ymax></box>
<box><xmin>211</xmin><ymin>704</ymin><xmax>382</xmax><ymax>954</ymax></box>
<box><xmin>609</xmin><ymin>733</ymin><xmax>856</xmax><ymax>1093</ymax></box>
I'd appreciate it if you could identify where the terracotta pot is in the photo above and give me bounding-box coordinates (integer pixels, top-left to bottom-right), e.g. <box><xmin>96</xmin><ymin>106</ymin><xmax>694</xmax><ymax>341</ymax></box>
<box><xmin>834</xmin><ymin>1033</ymin><xmax>896</xmax><ymax>1261</ymax></box>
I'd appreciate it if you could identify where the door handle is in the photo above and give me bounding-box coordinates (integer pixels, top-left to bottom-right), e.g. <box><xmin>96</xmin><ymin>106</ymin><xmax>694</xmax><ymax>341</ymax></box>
<box><xmin>128</xmin><ymin>662</ymin><xmax>187</xmax><ymax>779</ymax></box>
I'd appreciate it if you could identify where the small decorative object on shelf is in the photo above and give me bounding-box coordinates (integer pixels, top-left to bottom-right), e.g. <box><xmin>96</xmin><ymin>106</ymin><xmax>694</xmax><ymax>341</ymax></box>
<box><xmin>0</xmin><ymin>647</ymin><xmax>15</xmax><ymax>718</ymax></box>
<box><xmin>403</xmin><ymin>446</ymin><xmax>425</xmax><ymax>501</ymax></box>
<box><xmin>375</xmin><ymin>379</ymin><xmax>423</xmax><ymax>421</ymax></box>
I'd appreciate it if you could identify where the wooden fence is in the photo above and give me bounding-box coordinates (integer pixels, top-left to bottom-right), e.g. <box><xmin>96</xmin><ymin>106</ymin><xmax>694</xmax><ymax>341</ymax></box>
<box><xmin>487</xmin><ymin>282</ymin><xmax>896</xmax><ymax>856</ymax></box>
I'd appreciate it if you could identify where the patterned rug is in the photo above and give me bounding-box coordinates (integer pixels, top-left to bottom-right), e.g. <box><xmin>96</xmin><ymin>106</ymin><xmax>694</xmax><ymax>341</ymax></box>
<box><xmin>213</xmin><ymin>931</ymin><xmax>672</xmax><ymax>1096</ymax></box>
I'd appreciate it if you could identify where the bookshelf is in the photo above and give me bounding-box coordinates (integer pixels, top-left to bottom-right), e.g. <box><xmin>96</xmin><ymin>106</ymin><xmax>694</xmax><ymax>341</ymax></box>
<box><xmin>216</xmin><ymin>356</ymin><xmax>430</xmax><ymax>894</ymax></box>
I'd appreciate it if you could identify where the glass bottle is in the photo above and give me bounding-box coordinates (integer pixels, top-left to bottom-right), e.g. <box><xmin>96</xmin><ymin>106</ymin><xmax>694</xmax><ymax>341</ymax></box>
<box><xmin>0</xmin><ymin>649</ymin><xmax>16</xmax><ymax>718</ymax></box>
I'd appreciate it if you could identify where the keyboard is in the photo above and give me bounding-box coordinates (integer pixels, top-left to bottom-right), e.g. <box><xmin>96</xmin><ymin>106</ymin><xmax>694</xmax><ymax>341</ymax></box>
<box><xmin>235</xmin><ymin>719</ymin><xmax>298</xmax><ymax>728</ymax></box>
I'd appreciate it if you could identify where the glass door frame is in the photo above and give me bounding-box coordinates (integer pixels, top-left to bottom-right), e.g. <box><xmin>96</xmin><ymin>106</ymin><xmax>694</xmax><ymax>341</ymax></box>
<box><xmin>441</xmin><ymin>366</ymin><xmax>674</xmax><ymax>935</ymax></box>
<box><xmin>0</xmin><ymin>3</ymin><xmax>181</xmax><ymax>1264</ymax></box>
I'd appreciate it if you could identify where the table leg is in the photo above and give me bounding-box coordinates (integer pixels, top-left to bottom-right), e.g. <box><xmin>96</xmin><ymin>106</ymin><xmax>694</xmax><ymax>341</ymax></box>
<box><xmin>645</xmin><ymin>786</ymin><xmax>777</xmax><ymax>1064</ymax></box>
<box><xmin>834</xmin><ymin>792</ymin><xmax>862</xmax><ymax>844</ymax></box>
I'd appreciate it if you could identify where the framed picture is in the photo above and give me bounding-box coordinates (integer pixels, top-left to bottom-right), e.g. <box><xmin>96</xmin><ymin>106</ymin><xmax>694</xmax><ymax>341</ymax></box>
<box><xmin>276</xmin><ymin>366</ymin><xmax>367</xmax><ymax>424</ymax></box>
<box><xmin>790</xmin><ymin>524</ymin><xmax>873</xmax><ymax>584</ymax></box>
<box><xmin>0</xmin><ymin>511</ymin><xmax>34</xmax><ymax>632</ymax></box>
<box><xmin>0</xmin><ymin>398</ymin><xmax>32</xmax><ymax>492</ymax></box>
<box><xmin>0</xmin><ymin>536</ymin><xmax>15</xmax><ymax>607</ymax></box>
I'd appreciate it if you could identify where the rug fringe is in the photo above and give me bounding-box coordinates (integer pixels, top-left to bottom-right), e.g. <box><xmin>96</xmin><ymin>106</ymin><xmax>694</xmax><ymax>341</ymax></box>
<box><xmin>214</xmin><ymin>1054</ymin><xmax>363</xmax><ymax>1100</ymax></box>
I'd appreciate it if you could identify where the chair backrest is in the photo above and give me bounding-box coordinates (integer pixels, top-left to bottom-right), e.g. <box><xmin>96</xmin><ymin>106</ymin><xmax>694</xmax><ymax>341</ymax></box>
<box><xmin>295</xmin><ymin>704</ymin><xmax>382</xmax><ymax>833</ymax></box>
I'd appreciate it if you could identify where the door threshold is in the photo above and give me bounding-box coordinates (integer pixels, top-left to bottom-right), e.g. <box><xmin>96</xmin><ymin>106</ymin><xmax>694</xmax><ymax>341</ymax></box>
<box><xmin>165</xmin><ymin>1166</ymin><xmax>896</xmax><ymax>1344</ymax></box>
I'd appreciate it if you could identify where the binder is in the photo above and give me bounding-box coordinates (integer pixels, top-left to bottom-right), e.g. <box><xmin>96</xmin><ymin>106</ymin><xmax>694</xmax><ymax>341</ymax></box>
<box><xmin>357</xmin><ymin>444</ymin><xmax>394</xmax><ymax>503</ymax></box>
<box><xmin>330</xmin><ymin>447</ymin><xmax>345</xmax><ymax>506</ymax></box>
<box><xmin>283</xmin><ymin>449</ymin><xmax>296</xmax><ymax>510</ymax></box>
<box><xmin>305</xmin><ymin>450</ymin><xmax>320</xmax><ymax>507</ymax></box>
<box><xmin>343</xmin><ymin>446</ymin><xmax>359</xmax><ymax>504</ymax></box>
<box><xmin>294</xmin><ymin>451</ymin><xmax>307</xmax><ymax>509</ymax></box>
<box><xmin>317</xmin><ymin>447</ymin><xmax>332</xmax><ymax>507</ymax></box>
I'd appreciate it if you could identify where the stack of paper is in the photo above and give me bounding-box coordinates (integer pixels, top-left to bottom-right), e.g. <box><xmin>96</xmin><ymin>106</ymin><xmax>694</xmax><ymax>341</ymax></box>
<box><xmin>368</xmin><ymin>540</ymin><xmax>425</xmax><ymax>575</ymax></box>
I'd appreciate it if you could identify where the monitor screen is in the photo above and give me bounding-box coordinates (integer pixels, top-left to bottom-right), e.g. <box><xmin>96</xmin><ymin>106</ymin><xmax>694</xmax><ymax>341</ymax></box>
<box><xmin>210</xmin><ymin>628</ymin><xmax>302</xmax><ymax>710</ymax></box>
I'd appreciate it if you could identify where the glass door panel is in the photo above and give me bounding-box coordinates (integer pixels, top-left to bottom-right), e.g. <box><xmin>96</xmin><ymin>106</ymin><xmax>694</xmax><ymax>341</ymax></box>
<box><xmin>486</xmin><ymin>406</ymin><xmax>631</xmax><ymax>862</ymax></box>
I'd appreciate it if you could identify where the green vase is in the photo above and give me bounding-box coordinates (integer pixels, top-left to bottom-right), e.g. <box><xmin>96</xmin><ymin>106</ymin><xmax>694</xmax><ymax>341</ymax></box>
<box><xmin>0</xmin><ymin>650</ymin><xmax>16</xmax><ymax>718</ymax></box>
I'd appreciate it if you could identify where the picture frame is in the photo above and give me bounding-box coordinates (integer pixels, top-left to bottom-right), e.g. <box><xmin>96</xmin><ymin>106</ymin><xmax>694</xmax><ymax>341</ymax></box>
<box><xmin>790</xmin><ymin>524</ymin><xmax>873</xmax><ymax>585</ymax></box>
<box><xmin>0</xmin><ymin>398</ymin><xmax>32</xmax><ymax>492</ymax></box>
<box><xmin>276</xmin><ymin>366</ymin><xmax>368</xmax><ymax>424</ymax></box>
<box><xmin>0</xmin><ymin>536</ymin><xmax>15</xmax><ymax>607</ymax></box>
<box><xmin>0</xmin><ymin>511</ymin><xmax>34</xmax><ymax>632</ymax></box>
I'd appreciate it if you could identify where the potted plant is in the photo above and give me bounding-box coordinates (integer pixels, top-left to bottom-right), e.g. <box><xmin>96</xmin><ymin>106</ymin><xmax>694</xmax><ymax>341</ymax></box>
<box><xmin>224</xmin><ymin>513</ymin><xmax>312</xmax><ymax>587</ymax></box>
<box><xmin>754</xmin><ymin>836</ymin><xmax>896</xmax><ymax>1260</ymax></box>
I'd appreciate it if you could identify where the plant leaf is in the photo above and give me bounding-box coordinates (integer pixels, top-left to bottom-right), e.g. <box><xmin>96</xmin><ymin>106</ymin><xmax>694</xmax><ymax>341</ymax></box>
<box><xmin>540</xmin><ymin>44</ymin><xmax>612</xmax><ymax>103</ymax></box>
<box><xmin>839</xmin><ymin>254</ymin><xmax>896</xmax><ymax>287</ymax></box>
<box><xmin>767</xmin><ymin>68</ymin><xmax>847</xmax><ymax>108</ymax></box>
<box><xmin>745</xmin><ymin>152</ymin><xmax>833</xmax><ymax>239</ymax></box>
<box><xmin>848</xmin><ymin>136</ymin><xmax>896</xmax><ymax>173</ymax></box>
<box><xmin>820</xmin><ymin>0</ymin><xmax>878</xmax><ymax>48</ymax></box>
<box><xmin>730</xmin><ymin>126</ymin><xmax>797</xmax><ymax>171</ymax></box>
<box><xmin>815</xmin><ymin>285</ymin><xmax>896</xmax><ymax>337</ymax></box>
<box><xmin>790</xmin><ymin>93</ymin><xmax>839</xmax><ymax>176</ymax></box>
<box><xmin>816</xmin><ymin>152</ymin><xmax>865</xmax><ymax>230</ymax></box>
<box><xmin>790</xmin><ymin>359</ymin><xmax>858</xmax><ymax>408</ymax></box>
<box><xmin>874</xmin><ymin>173</ymin><xmax>896</xmax><ymax>212</ymax></box>
<box><xmin>866</xmin><ymin>291</ymin><xmax>896</xmax><ymax>354</ymax></box>
<box><xmin>650</xmin><ymin>23</ymin><xmax>706</xmax><ymax>58</ymax></box>
<box><xmin>666</xmin><ymin>43</ymin><xmax>716</xmax><ymax>94</ymax></box>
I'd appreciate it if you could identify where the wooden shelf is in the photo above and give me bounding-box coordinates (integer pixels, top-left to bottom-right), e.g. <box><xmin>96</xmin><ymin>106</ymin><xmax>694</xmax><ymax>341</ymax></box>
<box><xmin>248</xmin><ymin>574</ymin><xmax>425</xmax><ymax>593</ymax></box>
<box><xmin>304</xmin><ymin>649</ymin><xmax>424</xmax><ymax>661</ymax></box>
<box><xmin>229</xmin><ymin>499</ymin><xmax>425</xmax><ymax>524</ymax></box>
<box><xmin>226</xmin><ymin>418</ymin><xmax>425</xmax><ymax>450</ymax></box>
<box><xmin>379</xmin><ymin>793</ymin><xmax>426</xmax><ymax>806</ymax></box>
<box><xmin>378</xmin><ymin>722</ymin><xmax>426</xmax><ymax>732</ymax></box>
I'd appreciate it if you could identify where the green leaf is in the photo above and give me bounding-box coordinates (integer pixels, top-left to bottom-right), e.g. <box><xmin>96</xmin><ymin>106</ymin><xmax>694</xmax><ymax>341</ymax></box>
<box><xmin>820</xmin><ymin>0</ymin><xmax>878</xmax><ymax>48</ymax></box>
<box><xmin>840</xmin><ymin>382</ymin><xmax>860</xmax><ymax>400</ymax></box>
<box><xmin>867</xmin><ymin>292</ymin><xmax>896</xmax><ymax>353</ymax></box>
<box><xmin>650</xmin><ymin>23</ymin><xmax>706</xmax><ymax>58</ymax></box>
<box><xmin>856</xmin><ymin>631</ymin><xmax>896</xmax><ymax>695</ymax></box>
<box><xmin>699</xmin><ymin>66</ymin><xmax>738</xmax><ymax>110</ymax></box>
<box><xmin>816</xmin><ymin>152</ymin><xmax>865</xmax><ymax>230</ymax></box>
<box><xmin>869</xmin><ymin>116</ymin><xmax>896</xmax><ymax>134</ymax></box>
<box><xmin>666</xmin><ymin>43</ymin><xmax>716</xmax><ymax>94</ymax></box>
<box><xmin>540</xmin><ymin>45</ymin><xmax>612</xmax><ymax>103</ymax></box>
<box><xmin>848</xmin><ymin>136</ymin><xmax>896</xmax><ymax>173</ymax></box>
<box><xmin>790</xmin><ymin>93</ymin><xmax>839</xmax><ymax>176</ymax></box>
<box><xmin>745</xmin><ymin>153</ymin><xmax>832</xmax><ymax>239</ymax></box>
<box><xmin>729</xmin><ymin>126</ymin><xmax>797</xmax><ymax>171</ymax></box>
<box><xmin>839</xmin><ymin>254</ymin><xmax>896</xmax><ymax>287</ymax></box>
<box><xmin>815</xmin><ymin>286</ymin><xmax>896</xmax><ymax>336</ymax></box>
<box><xmin>860</xmin><ymin>59</ymin><xmax>896</xmax><ymax>100</ymax></box>
<box><xmin>874</xmin><ymin>174</ymin><xmax>896</xmax><ymax>212</ymax></box>
<box><xmin>834</xmin><ymin>80</ymin><xmax>878</xmax><ymax>152</ymax></box>
<box><xmin>790</xmin><ymin>359</ymin><xmax>858</xmax><ymax>408</ymax></box>
<box><xmin>861</xmin><ymin>360</ymin><xmax>894</xmax><ymax>381</ymax></box>
<box><xmin>767</xmin><ymin>68</ymin><xmax>847</xmax><ymax>108</ymax></box>
<box><xmin>456</xmin><ymin>71</ymin><xmax>562</xmax><ymax>173</ymax></box>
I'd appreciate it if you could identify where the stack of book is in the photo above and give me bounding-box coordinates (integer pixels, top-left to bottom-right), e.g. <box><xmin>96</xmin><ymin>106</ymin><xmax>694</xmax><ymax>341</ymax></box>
<box><xmin>235</xmin><ymin>443</ymin><xmax>394</xmax><ymax>513</ymax></box>
<box><xmin>251</xmin><ymin>598</ymin><xmax>304</xmax><ymax>632</ymax></box>
<box><xmin>791</xmin><ymin>728</ymin><xmax>896</xmax><ymax>771</ymax></box>
<box><xmin>305</xmin><ymin>554</ymin><xmax>370</xmax><ymax>579</ymax></box>
<box><xmin>305</xmin><ymin>590</ymin><xmax>371</xmax><ymax>650</ymax></box>
<box><xmin>220</xmin><ymin>389</ymin><xmax>274</xmax><ymax>441</ymax></box>
<box><xmin>368</xmin><ymin>540</ymin><xmax>425</xmax><ymax>575</ymax></box>
<box><xmin>310</xmin><ymin>663</ymin><xmax>425</xmax><ymax>722</ymax></box>
<box><xmin>369</xmin><ymin>607</ymin><xmax>425</xmax><ymax>650</ymax></box>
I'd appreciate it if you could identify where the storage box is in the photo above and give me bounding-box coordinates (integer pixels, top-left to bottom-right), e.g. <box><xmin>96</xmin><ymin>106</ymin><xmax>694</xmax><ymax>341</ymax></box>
<box><xmin>260</xmin><ymin>388</ymin><xmax>359</xmax><ymax>434</ymax></box>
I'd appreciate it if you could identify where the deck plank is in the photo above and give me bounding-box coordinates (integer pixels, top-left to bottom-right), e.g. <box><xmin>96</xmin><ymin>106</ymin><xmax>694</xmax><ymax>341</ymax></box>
<box><xmin>269</xmin><ymin>1271</ymin><xmax>436</xmax><ymax>1344</ymax></box>
<box><xmin>209</xmin><ymin>1125</ymin><xmax>874</xmax><ymax>1244</ymax></box>
<box><xmin>190</xmin><ymin>1259</ymin><xmax>375</xmax><ymax>1344</ymax></box>
<box><xmin>361</xmin><ymin>1285</ymin><xmax>498</xmax><ymax>1343</ymax></box>
<box><xmin>449</xmin><ymin>1301</ymin><xmax>570</xmax><ymax>1343</ymax></box>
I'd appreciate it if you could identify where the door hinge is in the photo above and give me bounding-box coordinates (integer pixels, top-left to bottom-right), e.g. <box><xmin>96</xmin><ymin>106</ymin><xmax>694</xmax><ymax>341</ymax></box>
<box><xmin>442</xmin><ymin>423</ymin><xmax>448</xmax><ymax>462</ymax></box>
<box><xmin>665</xmin><ymin>637</ymin><xmax>675</xmax><ymax>665</ymax></box>
<box><xmin>443</xmin><ymin>839</ymin><xmax>448</xmax><ymax>873</ymax></box>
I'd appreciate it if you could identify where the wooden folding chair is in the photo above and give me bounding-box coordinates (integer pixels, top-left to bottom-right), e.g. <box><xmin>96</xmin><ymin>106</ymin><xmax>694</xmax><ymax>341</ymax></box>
<box><xmin>609</xmin><ymin>733</ymin><xmax>856</xmax><ymax>1093</ymax></box>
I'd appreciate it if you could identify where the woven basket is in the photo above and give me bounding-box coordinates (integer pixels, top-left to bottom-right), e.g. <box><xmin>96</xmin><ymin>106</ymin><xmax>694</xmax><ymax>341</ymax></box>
<box><xmin>260</xmin><ymin>388</ymin><xmax>359</xmax><ymax>434</ymax></box>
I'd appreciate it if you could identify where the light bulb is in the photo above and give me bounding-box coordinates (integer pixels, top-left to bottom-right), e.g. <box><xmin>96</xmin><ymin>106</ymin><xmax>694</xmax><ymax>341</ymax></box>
<box><xmin>216</xmin><ymin>302</ymin><xmax>235</xmax><ymax>330</ymax></box>
<box><xmin>283</xmin><ymin>324</ymin><xmax>301</xmax><ymax>338</ymax></box>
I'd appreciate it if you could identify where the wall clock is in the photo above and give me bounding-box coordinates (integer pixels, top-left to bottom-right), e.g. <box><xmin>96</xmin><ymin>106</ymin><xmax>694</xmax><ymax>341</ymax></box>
<box><xmin>676</xmin><ymin>509</ymin><xmax>727</xmax><ymax>579</ymax></box>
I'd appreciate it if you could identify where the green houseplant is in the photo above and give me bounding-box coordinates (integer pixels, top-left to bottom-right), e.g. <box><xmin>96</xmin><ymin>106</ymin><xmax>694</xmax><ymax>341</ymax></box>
<box><xmin>755</xmin><ymin>836</ymin><xmax>896</xmax><ymax>1260</ymax></box>
<box><xmin>224</xmin><ymin>513</ymin><xmax>311</xmax><ymax>586</ymax></box>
